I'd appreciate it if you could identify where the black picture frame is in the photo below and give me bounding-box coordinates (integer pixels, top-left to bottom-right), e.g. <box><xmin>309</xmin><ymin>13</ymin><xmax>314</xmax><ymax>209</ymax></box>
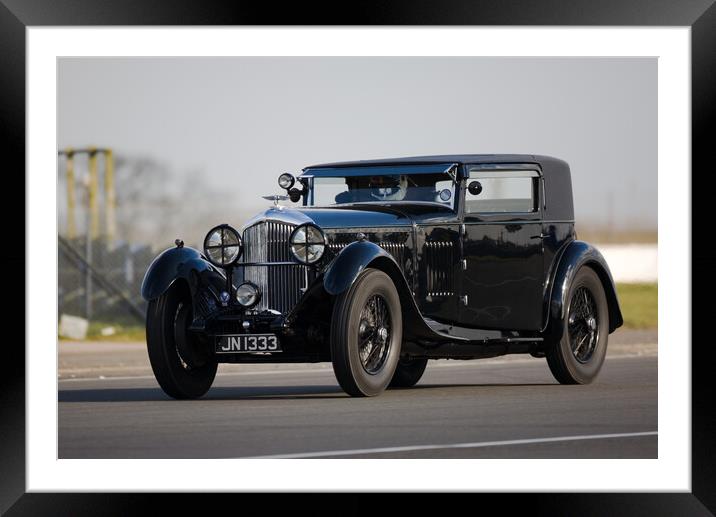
<box><xmin>3</xmin><ymin>1</ymin><xmax>714</xmax><ymax>514</ymax></box>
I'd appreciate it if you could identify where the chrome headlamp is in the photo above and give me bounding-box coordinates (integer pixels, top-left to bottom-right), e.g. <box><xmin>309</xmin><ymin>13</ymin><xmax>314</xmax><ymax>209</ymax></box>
<box><xmin>236</xmin><ymin>282</ymin><xmax>260</xmax><ymax>307</ymax></box>
<box><xmin>290</xmin><ymin>224</ymin><xmax>326</xmax><ymax>264</ymax></box>
<box><xmin>203</xmin><ymin>224</ymin><xmax>242</xmax><ymax>268</ymax></box>
<box><xmin>278</xmin><ymin>173</ymin><xmax>295</xmax><ymax>190</ymax></box>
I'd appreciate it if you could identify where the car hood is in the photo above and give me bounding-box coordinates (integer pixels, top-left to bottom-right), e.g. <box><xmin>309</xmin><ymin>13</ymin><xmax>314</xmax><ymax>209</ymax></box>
<box><xmin>240</xmin><ymin>204</ymin><xmax>422</xmax><ymax>231</ymax></box>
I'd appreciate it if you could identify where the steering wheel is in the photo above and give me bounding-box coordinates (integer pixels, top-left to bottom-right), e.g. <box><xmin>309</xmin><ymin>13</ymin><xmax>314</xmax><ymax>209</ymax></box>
<box><xmin>370</xmin><ymin>186</ymin><xmax>402</xmax><ymax>201</ymax></box>
<box><xmin>369</xmin><ymin>175</ymin><xmax>407</xmax><ymax>201</ymax></box>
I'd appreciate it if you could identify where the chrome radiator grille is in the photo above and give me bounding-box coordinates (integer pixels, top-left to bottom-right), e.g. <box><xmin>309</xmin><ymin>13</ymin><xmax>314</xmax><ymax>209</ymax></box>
<box><xmin>242</xmin><ymin>221</ymin><xmax>307</xmax><ymax>314</ymax></box>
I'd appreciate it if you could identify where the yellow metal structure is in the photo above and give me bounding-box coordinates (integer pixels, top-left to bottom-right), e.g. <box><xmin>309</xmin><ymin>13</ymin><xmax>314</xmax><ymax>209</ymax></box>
<box><xmin>65</xmin><ymin>148</ymin><xmax>77</xmax><ymax>239</ymax></box>
<box><xmin>88</xmin><ymin>147</ymin><xmax>100</xmax><ymax>239</ymax></box>
<box><xmin>59</xmin><ymin>147</ymin><xmax>114</xmax><ymax>242</ymax></box>
<box><xmin>104</xmin><ymin>149</ymin><xmax>116</xmax><ymax>245</ymax></box>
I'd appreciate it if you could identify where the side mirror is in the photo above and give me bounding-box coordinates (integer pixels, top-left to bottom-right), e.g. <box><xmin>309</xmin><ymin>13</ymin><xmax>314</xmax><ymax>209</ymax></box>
<box><xmin>467</xmin><ymin>180</ymin><xmax>483</xmax><ymax>196</ymax></box>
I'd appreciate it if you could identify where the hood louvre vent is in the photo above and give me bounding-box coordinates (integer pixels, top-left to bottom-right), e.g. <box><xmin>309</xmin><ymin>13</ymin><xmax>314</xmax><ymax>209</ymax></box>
<box><xmin>425</xmin><ymin>240</ymin><xmax>454</xmax><ymax>297</ymax></box>
<box><xmin>326</xmin><ymin>233</ymin><xmax>407</xmax><ymax>269</ymax></box>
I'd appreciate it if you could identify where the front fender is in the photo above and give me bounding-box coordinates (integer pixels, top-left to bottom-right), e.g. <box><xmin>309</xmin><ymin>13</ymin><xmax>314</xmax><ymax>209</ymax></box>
<box><xmin>141</xmin><ymin>245</ymin><xmax>225</xmax><ymax>301</ymax></box>
<box><xmin>322</xmin><ymin>240</ymin><xmax>456</xmax><ymax>343</ymax></box>
<box><xmin>547</xmin><ymin>240</ymin><xmax>623</xmax><ymax>338</ymax></box>
<box><xmin>323</xmin><ymin>240</ymin><xmax>395</xmax><ymax>295</ymax></box>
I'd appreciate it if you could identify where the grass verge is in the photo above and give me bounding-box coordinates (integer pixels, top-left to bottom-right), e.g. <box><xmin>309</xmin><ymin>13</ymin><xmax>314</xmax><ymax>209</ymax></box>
<box><xmin>59</xmin><ymin>320</ymin><xmax>145</xmax><ymax>342</ymax></box>
<box><xmin>616</xmin><ymin>282</ymin><xmax>657</xmax><ymax>329</ymax></box>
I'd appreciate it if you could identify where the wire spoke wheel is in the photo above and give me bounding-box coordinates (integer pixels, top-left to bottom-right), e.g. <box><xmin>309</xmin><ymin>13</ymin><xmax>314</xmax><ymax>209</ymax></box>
<box><xmin>358</xmin><ymin>294</ymin><xmax>392</xmax><ymax>374</ymax></box>
<box><xmin>545</xmin><ymin>267</ymin><xmax>610</xmax><ymax>385</ymax></box>
<box><xmin>330</xmin><ymin>268</ymin><xmax>403</xmax><ymax>397</ymax></box>
<box><xmin>568</xmin><ymin>286</ymin><xmax>599</xmax><ymax>364</ymax></box>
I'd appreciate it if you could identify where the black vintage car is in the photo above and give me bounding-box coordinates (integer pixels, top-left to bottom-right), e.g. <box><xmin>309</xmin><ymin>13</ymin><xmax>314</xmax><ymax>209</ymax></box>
<box><xmin>141</xmin><ymin>155</ymin><xmax>623</xmax><ymax>398</ymax></box>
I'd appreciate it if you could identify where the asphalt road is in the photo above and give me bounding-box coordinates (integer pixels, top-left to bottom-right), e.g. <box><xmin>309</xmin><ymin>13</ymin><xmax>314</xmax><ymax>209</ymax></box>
<box><xmin>58</xmin><ymin>333</ymin><xmax>657</xmax><ymax>459</ymax></box>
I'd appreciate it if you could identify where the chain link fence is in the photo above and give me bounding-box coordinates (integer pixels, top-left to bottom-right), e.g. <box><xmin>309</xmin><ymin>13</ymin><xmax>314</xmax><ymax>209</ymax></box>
<box><xmin>58</xmin><ymin>235</ymin><xmax>153</xmax><ymax>338</ymax></box>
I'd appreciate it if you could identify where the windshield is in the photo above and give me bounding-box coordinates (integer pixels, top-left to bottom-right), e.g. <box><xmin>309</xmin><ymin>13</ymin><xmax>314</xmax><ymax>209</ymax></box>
<box><xmin>308</xmin><ymin>173</ymin><xmax>456</xmax><ymax>209</ymax></box>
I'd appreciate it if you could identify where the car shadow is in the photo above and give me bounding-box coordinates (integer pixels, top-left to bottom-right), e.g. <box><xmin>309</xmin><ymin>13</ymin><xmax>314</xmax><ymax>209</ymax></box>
<box><xmin>58</xmin><ymin>385</ymin><xmax>346</xmax><ymax>402</ymax></box>
<box><xmin>399</xmin><ymin>382</ymin><xmax>557</xmax><ymax>390</ymax></box>
<box><xmin>59</xmin><ymin>382</ymin><xmax>558</xmax><ymax>403</ymax></box>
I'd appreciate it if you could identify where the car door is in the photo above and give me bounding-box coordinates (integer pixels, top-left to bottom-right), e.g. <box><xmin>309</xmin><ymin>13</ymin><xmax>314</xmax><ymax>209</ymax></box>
<box><xmin>458</xmin><ymin>166</ymin><xmax>545</xmax><ymax>331</ymax></box>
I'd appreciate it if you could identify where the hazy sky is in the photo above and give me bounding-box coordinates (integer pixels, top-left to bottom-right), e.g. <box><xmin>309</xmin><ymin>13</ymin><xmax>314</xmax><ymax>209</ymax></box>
<box><xmin>58</xmin><ymin>57</ymin><xmax>656</xmax><ymax>232</ymax></box>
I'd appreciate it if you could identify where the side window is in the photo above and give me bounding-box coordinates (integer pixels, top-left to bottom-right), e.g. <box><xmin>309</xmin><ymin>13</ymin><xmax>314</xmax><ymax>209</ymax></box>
<box><xmin>465</xmin><ymin>169</ymin><xmax>539</xmax><ymax>214</ymax></box>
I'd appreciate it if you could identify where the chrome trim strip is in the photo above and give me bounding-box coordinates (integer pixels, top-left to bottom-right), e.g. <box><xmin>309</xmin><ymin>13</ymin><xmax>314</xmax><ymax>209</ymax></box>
<box><xmin>322</xmin><ymin>226</ymin><xmax>412</xmax><ymax>232</ymax></box>
<box><xmin>237</xmin><ymin>261</ymin><xmax>300</xmax><ymax>267</ymax></box>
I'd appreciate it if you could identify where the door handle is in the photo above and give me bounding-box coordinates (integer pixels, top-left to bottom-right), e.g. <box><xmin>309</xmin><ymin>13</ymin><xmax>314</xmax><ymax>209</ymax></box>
<box><xmin>530</xmin><ymin>233</ymin><xmax>547</xmax><ymax>239</ymax></box>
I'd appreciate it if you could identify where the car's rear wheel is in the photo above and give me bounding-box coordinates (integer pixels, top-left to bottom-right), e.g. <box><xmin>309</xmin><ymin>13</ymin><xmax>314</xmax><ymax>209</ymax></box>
<box><xmin>545</xmin><ymin>266</ymin><xmax>609</xmax><ymax>384</ymax></box>
<box><xmin>146</xmin><ymin>281</ymin><xmax>217</xmax><ymax>399</ymax></box>
<box><xmin>330</xmin><ymin>268</ymin><xmax>403</xmax><ymax>397</ymax></box>
<box><xmin>389</xmin><ymin>356</ymin><xmax>428</xmax><ymax>388</ymax></box>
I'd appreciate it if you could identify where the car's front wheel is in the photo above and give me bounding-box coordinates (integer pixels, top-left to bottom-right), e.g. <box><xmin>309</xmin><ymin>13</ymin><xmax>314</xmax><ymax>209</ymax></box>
<box><xmin>330</xmin><ymin>268</ymin><xmax>403</xmax><ymax>397</ymax></box>
<box><xmin>545</xmin><ymin>266</ymin><xmax>609</xmax><ymax>384</ymax></box>
<box><xmin>146</xmin><ymin>282</ymin><xmax>217</xmax><ymax>399</ymax></box>
<box><xmin>389</xmin><ymin>356</ymin><xmax>428</xmax><ymax>388</ymax></box>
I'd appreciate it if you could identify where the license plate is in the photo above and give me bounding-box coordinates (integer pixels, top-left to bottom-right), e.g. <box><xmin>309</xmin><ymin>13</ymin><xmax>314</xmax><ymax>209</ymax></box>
<box><xmin>215</xmin><ymin>334</ymin><xmax>281</xmax><ymax>353</ymax></box>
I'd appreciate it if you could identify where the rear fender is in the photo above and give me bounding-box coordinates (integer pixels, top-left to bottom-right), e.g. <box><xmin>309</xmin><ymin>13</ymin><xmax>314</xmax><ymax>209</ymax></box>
<box><xmin>547</xmin><ymin>240</ymin><xmax>624</xmax><ymax>338</ymax></box>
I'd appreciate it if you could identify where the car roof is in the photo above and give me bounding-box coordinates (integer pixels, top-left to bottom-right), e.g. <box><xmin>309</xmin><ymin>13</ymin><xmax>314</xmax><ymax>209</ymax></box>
<box><xmin>303</xmin><ymin>154</ymin><xmax>567</xmax><ymax>170</ymax></box>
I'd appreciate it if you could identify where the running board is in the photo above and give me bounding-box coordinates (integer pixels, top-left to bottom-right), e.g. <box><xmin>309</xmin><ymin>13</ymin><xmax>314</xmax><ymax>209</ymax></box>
<box><xmin>424</xmin><ymin>318</ymin><xmax>543</xmax><ymax>345</ymax></box>
<box><xmin>403</xmin><ymin>318</ymin><xmax>544</xmax><ymax>359</ymax></box>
